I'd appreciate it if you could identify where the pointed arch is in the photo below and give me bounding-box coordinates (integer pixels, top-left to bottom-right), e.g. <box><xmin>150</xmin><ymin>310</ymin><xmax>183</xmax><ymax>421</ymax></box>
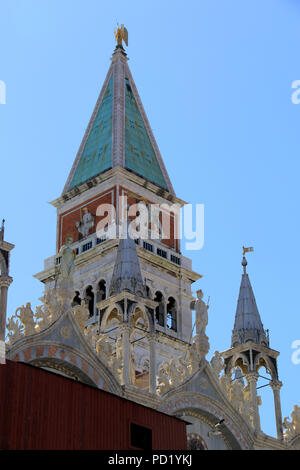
<box><xmin>100</xmin><ymin>303</ymin><xmax>123</xmax><ymax>332</ymax></box>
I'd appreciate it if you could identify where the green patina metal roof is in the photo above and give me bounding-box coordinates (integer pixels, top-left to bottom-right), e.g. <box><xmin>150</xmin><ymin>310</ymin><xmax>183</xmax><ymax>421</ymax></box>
<box><xmin>69</xmin><ymin>75</ymin><xmax>113</xmax><ymax>189</ymax></box>
<box><xmin>124</xmin><ymin>77</ymin><xmax>168</xmax><ymax>190</ymax></box>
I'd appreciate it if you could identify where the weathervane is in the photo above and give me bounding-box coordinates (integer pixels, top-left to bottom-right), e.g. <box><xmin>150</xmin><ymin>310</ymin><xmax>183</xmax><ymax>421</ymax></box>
<box><xmin>114</xmin><ymin>24</ymin><xmax>128</xmax><ymax>48</ymax></box>
<box><xmin>242</xmin><ymin>245</ymin><xmax>254</xmax><ymax>256</ymax></box>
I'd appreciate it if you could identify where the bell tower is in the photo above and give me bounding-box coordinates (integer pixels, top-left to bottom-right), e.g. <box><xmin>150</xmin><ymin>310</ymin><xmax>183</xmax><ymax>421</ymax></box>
<box><xmin>34</xmin><ymin>28</ymin><xmax>201</xmax><ymax>387</ymax></box>
<box><xmin>0</xmin><ymin>220</ymin><xmax>14</xmax><ymax>364</ymax></box>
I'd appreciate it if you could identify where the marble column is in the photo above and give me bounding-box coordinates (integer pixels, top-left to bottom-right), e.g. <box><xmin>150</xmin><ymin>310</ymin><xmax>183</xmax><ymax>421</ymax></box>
<box><xmin>271</xmin><ymin>380</ymin><xmax>283</xmax><ymax>439</ymax></box>
<box><xmin>0</xmin><ymin>276</ymin><xmax>12</xmax><ymax>364</ymax></box>
<box><xmin>148</xmin><ymin>333</ymin><xmax>157</xmax><ymax>394</ymax></box>
<box><xmin>246</xmin><ymin>372</ymin><xmax>260</xmax><ymax>432</ymax></box>
<box><xmin>121</xmin><ymin>324</ymin><xmax>131</xmax><ymax>386</ymax></box>
<box><xmin>0</xmin><ymin>276</ymin><xmax>12</xmax><ymax>342</ymax></box>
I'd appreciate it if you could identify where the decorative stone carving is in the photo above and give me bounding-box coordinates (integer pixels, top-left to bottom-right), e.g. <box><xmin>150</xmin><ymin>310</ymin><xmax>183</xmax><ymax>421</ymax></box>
<box><xmin>95</xmin><ymin>334</ymin><xmax>113</xmax><ymax>364</ymax></box>
<box><xmin>178</xmin><ymin>356</ymin><xmax>190</xmax><ymax>382</ymax></box>
<box><xmin>41</xmin><ymin>289</ymin><xmax>63</xmax><ymax>322</ymax></box>
<box><xmin>292</xmin><ymin>405</ymin><xmax>300</xmax><ymax>434</ymax></box>
<box><xmin>186</xmin><ymin>342</ymin><xmax>201</xmax><ymax>375</ymax></box>
<box><xmin>219</xmin><ymin>373</ymin><xmax>231</xmax><ymax>398</ymax></box>
<box><xmin>108</xmin><ymin>334</ymin><xmax>123</xmax><ymax>383</ymax></box>
<box><xmin>84</xmin><ymin>324</ymin><xmax>98</xmax><ymax>349</ymax></box>
<box><xmin>6</xmin><ymin>316</ymin><xmax>23</xmax><ymax>344</ymax></box>
<box><xmin>35</xmin><ymin>305</ymin><xmax>52</xmax><ymax>332</ymax></box>
<box><xmin>283</xmin><ymin>405</ymin><xmax>300</xmax><ymax>441</ymax></box>
<box><xmin>218</xmin><ymin>373</ymin><xmax>256</xmax><ymax>429</ymax></box>
<box><xmin>75</xmin><ymin>208</ymin><xmax>95</xmax><ymax>239</ymax></box>
<box><xmin>5</xmin><ymin>287</ymin><xmax>66</xmax><ymax>344</ymax></box>
<box><xmin>210</xmin><ymin>351</ymin><xmax>224</xmax><ymax>378</ymax></box>
<box><xmin>156</xmin><ymin>341</ymin><xmax>203</xmax><ymax>395</ymax></box>
<box><xmin>15</xmin><ymin>303</ymin><xmax>36</xmax><ymax>336</ymax></box>
<box><xmin>157</xmin><ymin>362</ymin><xmax>171</xmax><ymax>395</ymax></box>
<box><xmin>72</xmin><ymin>301</ymin><xmax>90</xmax><ymax>331</ymax></box>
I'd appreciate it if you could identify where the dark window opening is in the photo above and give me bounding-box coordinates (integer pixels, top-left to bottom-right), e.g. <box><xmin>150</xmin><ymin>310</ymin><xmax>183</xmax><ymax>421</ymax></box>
<box><xmin>96</xmin><ymin>280</ymin><xmax>106</xmax><ymax>303</ymax></box>
<box><xmin>157</xmin><ymin>248</ymin><xmax>167</xmax><ymax>259</ymax></box>
<box><xmin>85</xmin><ymin>285</ymin><xmax>95</xmax><ymax>317</ymax></box>
<box><xmin>130</xmin><ymin>423</ymin><xmax>152</xmax><ymax>450</ymax></box>
<box><xmin>167</xmin><ymin>296</ymin><xmax>177</xmax><ymax>331</ymax></box>
<box><xmin>154</xmin><ymin>291</ymin><xmax>165</xmax><ymax>327</ymax></box>
<box><xmin>143</xmin><ymin>241</ymin><xmax>153</xmax><ymax>253</ymax></box>
<box><xmin>72</xmin><ymin>291</ymin><xmax>81</xmax><ymax>307</ymax></box>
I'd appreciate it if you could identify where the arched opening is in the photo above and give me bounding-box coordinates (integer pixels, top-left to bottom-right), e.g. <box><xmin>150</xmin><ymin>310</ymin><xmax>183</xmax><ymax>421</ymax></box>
<box><xmin>146</xmin><ymin>286</ymin><xmax>151</xmax><ymax>299</ymax></box>
<box><xmin>167</xmin><ymin>297</ymin><xmax>177</xmax><ymax>331</ymax></box>
<box><xmin>72</xmin><ymin>291</ymin><xmax>82</xmax><ymax>307</ymax></box>
<box><xmin>96</xmin><ymin>280</ymin><xmax>106</xmax><ymax>316</ymax></box>
<box><xmin>84</xmin><ymin>285</ymin><xmax>95</xmax><ymax>318</ymax></box>
<box><xmin>97</xmin><ymin>280</ymin><xmax>106</xmax><ymax>302</ymax></box>
<box><xmin>154</xmin><ymin>291</ymin><xmax>165</xmax><ymax>327</ymax></box>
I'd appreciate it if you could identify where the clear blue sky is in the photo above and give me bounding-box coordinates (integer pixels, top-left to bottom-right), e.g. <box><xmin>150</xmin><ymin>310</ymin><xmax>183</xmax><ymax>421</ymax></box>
<box><xmin>1</xmin><ymin>0</ymin><xmax>300</xmax><ymax>437</ymax></box>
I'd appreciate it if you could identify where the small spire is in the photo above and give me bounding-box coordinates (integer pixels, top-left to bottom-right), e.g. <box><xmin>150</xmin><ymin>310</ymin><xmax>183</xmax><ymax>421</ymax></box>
<box><xmin>231</xmin><ymin>248</ymin><xmax>269</xmax><ymax>348</ymax></box>
<box><xmin>109</xmin><ymin>219</ymin><xmax>147</xmax><ymax>298</ymax></box>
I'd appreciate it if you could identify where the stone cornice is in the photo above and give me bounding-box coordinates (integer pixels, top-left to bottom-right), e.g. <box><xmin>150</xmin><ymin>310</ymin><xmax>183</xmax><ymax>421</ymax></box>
<box><xmin>0</xmin><ymin>240</ymin><xmax>15</xmax><ymax>252</ymax></box>
<box><xmin>221</xmin><ymin>341</ymin><xmax>280</xmax><ymax>360</ymax></box>
<box><xmin>51</xmin><ymin>167</ymin><xmax>186</xmax><ymax>210</ymax></box>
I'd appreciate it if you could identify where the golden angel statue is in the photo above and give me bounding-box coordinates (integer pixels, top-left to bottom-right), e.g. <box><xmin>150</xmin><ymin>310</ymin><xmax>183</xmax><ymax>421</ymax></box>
<box><xmin>114</xmin><ymin>24</ymin><xmax>128</xmax><ymax>47</ymax></box>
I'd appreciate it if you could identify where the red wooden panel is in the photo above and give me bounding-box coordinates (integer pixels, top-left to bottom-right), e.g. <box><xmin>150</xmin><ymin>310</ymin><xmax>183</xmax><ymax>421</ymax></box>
<box><xmin>0</xmin><ymin>361</ymin><xmax>187</xmax><ymax>450</ymax></box>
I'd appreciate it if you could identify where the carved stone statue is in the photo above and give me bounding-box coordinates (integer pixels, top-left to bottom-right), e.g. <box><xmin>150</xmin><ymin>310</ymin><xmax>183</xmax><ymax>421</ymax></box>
<box><xmin>283</xmin><ymin>417</ymin><xmax>295</xmax><ymax>440</ymax></box>
<box><xmin>59</xmin><ymin>236</ymin><xmax>76</xmax><ymax>280</ymax></box>
<box><xmin>291</xmin><ymin>405</ymin><xmax>300</xmax><ymax>435</ymax></box>
<box><xmin>191</xmin><ymin>290</ymin><xmax>209</xmax><ymax>336</ymax></box>
<box><xmin>210</xmin><ymin>351</ymin><xmax>224</xmax><ymax>377</ymax></box>
<box><xmin>15</xmin><ymin>303</ymin><xmax>36</xmax><ymax>336</ymax></box>
<box><xmin>168</xmin><ymin>359</ymin><xmax>181</xmax><ymax>387</ymax></box>
<box><xmin>75</xmin><ymin>208</ymin><xmax>94</xmax><ymax>239</ymax></box>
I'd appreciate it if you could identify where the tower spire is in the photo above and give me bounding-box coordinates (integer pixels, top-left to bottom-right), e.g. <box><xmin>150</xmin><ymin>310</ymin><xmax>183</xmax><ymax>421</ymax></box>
<box><xmin>62</xmin><ymin>28</ymin><xmax>174</xmax><ymax>196</ymax></box>
<box><xmin>222</xmin><ymin>249</ymin><xmax>283</xmax><ymax>439</ymax></box>
<box><xmin>231</xmin><ymin>251</ymin><xmax>269</xmax><ymax>348</ymax></box>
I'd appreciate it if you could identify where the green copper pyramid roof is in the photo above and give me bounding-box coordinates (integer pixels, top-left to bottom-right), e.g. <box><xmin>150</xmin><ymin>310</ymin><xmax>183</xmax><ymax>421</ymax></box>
<box><xmin>69</xmin><ymin>75</ymin><xmax>113</xmax><ymax>189</ymax></box>
<box><xmin>124</xmin><ymin>77</ymin><xmax>168</xmax><ymax>190</ymax></box>
<box><xmin>63</xmin><ymin>48</ymin><xmax>174</xmax><ymax>195</ymax></box>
